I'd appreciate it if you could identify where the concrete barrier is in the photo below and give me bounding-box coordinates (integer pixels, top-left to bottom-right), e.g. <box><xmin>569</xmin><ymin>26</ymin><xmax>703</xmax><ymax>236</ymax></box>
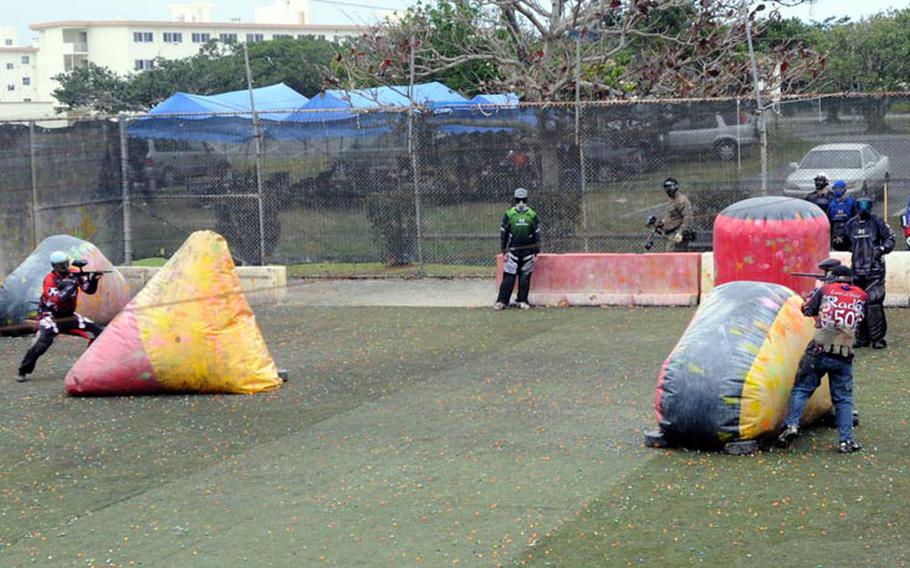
<box><xmin>701</xmin><ymin>250</ymin><xmax>910</xmax><ymax>307</ymax></box>
<box><xmin>496</xmin><ymin>253</ymin><xmax>701</xmax><ymax>306</ymax></box>
<box><xmin>117</xmin><ymin>265</ymin><xmax>287</xmax><ymax>305</ymax></box>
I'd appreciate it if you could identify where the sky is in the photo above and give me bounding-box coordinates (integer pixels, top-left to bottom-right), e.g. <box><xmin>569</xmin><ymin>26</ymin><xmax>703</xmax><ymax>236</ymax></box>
<box><xmin>4</xmin><ymin>0</ymin><xmax>906</xmax><ymax>45</ymax></box>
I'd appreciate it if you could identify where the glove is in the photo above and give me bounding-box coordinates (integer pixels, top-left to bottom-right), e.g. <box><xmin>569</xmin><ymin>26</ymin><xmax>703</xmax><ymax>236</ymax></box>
<box><xmin>874</xmin><ymin>246</ymin><xmax>885</xmax><ymax>259</ymax></box>
<box><xmin>833</xmin><ymin>236</ymin><xmax>844</xmax><ymax>247</ymax></box>
<box><xmin>906</xmin><ymin>236</ymin><xmax>910</xmax><ymax>249</ymax></box>
<box><xmin>673</xmin><ymin>232</ymin><xmax>684</xmax><ymax>244</ymax></box>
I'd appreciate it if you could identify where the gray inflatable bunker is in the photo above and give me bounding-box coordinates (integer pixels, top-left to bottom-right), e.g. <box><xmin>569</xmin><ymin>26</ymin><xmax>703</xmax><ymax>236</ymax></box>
<box><xmin>0</xmin><ymin>235</ymin><xmax>131</xmax><ymax>335</ymax></box>
<box><xmin>654</xmin><ymin>281</ymin><xmax>833</xmax><ymax>447</ymax></box>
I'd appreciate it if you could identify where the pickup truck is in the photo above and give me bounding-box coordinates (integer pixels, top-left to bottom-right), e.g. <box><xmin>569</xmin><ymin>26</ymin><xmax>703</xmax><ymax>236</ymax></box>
<box><xmin>664</xmin><ymin>113</ymin><xmax>758</xmax><ymax>161</ymax></box>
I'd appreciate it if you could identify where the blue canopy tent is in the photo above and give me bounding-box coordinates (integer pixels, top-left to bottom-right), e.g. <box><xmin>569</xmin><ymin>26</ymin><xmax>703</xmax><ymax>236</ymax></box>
<box><xmin>128</xmin><ymin>83</ymin><xmax>309</xmax><ymax>142</ymax></box>
<box><xmin>271</xmin><ymin>82</ymin><xmax>469</xmax><ymax>141</ymax></box>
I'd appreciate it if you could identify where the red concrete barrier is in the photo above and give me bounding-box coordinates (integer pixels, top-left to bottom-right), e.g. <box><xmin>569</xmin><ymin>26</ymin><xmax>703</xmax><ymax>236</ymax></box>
<box><xmin>496</xmin><ymin>253</ymin><xmax>702</xmax><ymax>306</ymax></box>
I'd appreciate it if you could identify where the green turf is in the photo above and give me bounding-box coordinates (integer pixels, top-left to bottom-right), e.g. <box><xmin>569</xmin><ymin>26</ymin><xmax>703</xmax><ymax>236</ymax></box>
<box><xmin>1</xmin><ymin>305</ymin><xmax>907</xmax><ymax>566</ymax></box>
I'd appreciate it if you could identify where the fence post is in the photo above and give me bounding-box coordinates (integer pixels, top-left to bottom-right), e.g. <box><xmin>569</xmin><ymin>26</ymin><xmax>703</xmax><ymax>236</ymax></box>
<box><xmin>408</xmin><ymin>34</ymin><xmax>425</xmax><ymax>273</ymax></box>
<box><xmin>243</xmin><ymin>43</ymin><xmax>267</xmax><ymax>266</ymax></box>
<box><xmin>575</xmin><ymin>38</ymin><xmax>590</xmax><ymax>252</ymax></box>
<box><xmin>28</xmin><ymin>121</ymin><xmax>38</xmax><ymax>249</ymax></box>
<box><xmin>118</xmin><ymin>115</ymin><xmax>133</xmax><ymax>264</ymax></box>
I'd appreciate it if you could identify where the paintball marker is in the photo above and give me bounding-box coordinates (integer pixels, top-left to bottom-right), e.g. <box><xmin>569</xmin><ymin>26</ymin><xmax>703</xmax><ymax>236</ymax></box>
<box><xmin>71</xmin><ymin>259</ymin><xmax>111</xmax><ymax>279</ymax></box>
<box><xmin>787</xmin><ymin>258</ymin><xmax>843</xmax><ymax>281</ymax></box>
<box><xmin>644</xmin><ymin>215</ymin><xmax>665</xmax><ymax>251</ymax></box>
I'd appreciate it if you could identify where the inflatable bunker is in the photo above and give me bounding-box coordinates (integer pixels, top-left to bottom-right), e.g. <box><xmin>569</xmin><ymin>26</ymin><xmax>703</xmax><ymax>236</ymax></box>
<box><xmin>651</xmin><ymin>280</ymin><xmax>833</xmax><ymax>453</ymax></box>
<box><xmin>0</xmin><ymin>235</ymin><xmax>130</xmax><ymax>335</ymax></box>
<box><xmin>65</xmin><ymin>230</ymin><xmax>281</xmax><ymax>396</ymax></box>
<box><xmin>714</xmin><ymin>196</ymin><xmax>830</xmax><ymax>297</ymax></box>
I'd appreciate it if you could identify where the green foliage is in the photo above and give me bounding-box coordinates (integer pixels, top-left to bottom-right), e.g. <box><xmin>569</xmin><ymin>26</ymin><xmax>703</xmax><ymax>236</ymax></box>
<box><xmin>53</xmin><ymin>37</ymin><xmax>338</xmax><ymax>113</ymax></box>
<box><xmin>822</xmin><ymin>8</ymin><xmax>910</xmax><ymax>92</ymax></box>
<box><xmin>365</xmin><ymin>191</ymin><xmax>418</xmax><ymax>266</ymax></box>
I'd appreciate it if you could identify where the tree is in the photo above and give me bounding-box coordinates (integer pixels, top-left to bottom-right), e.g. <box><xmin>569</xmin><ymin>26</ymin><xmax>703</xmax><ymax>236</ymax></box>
<box><xmin>53</xmin><ymin>37</ymin><xmax>339</xmax><ymax>113</ymax></box>
<box><xmin>51</xmin><ymin>63</ymin><xmax>130</xmax><ymax>113</ymax></box>
<box><xmin>819</xmin><ymin>8</ymin><xmax>910</xmax><ymax>131</ymax></box>
<box><xmin>336</xmin><ymin>0</ymin><xmax>825</xmax><ymax>101</ymax></box>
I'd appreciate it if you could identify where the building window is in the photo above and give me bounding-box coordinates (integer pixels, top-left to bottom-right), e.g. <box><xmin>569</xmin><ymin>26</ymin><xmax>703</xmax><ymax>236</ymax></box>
<box><xmin>22</xmin><ymin>77</ymin><xmax>30</xmax><ymax>86</ymax></box>
<box><xmin>134</xmin><ymin>59</ymin><xmax>155</xmax><ymax>71</ymax></box>
<box><xmin>219</xmin><ymin>33</ymin><xmax>237</xmax><ymax>43</ymax></box>
<box><xmin>246</xmin><ymin>33</ymin><xmax>264</xmax><ymax>43</ymax></box>
<box><xmin>21</xmin><ymin>55</ymin><xmax>30</xmax><ymax>64</ymax></box>
<box><xmin>191</xmin><ymin>32</ymin><xmax>210</xmax><ymax>43</ymax></box>
<box><xmin>24</xmin><ymin>97</ymin><xmax>31</xmax><ymax>102</ymax></box>
<box><xmin>4</xmin><ymin>39</ymin><xmax>11</xmax><ymax>46</ymax></box>
<box><xmin>273</xmin><ymin>34</ymin><xmax>292</xmax><ymax>40</ymax></box>
<box><xmin>7</xmin><ymin>84</ymin><xmax>14</xmax><ymax>91</ymax></box>
<box><xmin>163</xmin><ymin>32</ymin><xmax>183</xmax><ymax>43</ymax></box>
<box><xmin>5</xmin><ymin>63</ymin><xmax>12</xmax><ymax>70</ymax></box>
<box><xmin>133</xmin><ymin>32</ymin><xmax>154</xmax><ymax>43</ymax></box>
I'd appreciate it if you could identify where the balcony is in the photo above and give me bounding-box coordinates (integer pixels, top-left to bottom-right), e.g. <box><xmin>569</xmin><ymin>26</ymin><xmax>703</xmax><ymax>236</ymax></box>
<box><xmin>62</xmin><ymin>41</ymin><xmax>88</xmax><ymax>54</ymax></box>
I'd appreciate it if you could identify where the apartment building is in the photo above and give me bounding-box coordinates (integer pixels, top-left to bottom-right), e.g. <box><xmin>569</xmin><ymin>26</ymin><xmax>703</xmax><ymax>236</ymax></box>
<box><xmin>0</xmin><ymin>1</ymin><xmax>366</xmax><ymax>119</ymax></box>
<box><xmin>0</xmin><ymin>26</ymin><xmax>51</xmax><ymax>118</ymax></box>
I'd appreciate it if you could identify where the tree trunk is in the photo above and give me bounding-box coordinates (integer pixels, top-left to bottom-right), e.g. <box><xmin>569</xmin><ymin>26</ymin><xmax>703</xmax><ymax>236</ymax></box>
<box><xmin>862</xmin><ymin>96</ymin><xmax>890</xmax><ymax>133</ymax></box>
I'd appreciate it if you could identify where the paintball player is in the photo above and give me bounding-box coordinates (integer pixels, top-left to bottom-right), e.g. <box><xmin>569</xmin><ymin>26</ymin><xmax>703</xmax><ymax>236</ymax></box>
<box><xmin>805</xmin><ymin>171</ymin><xmax>832</xmax><ymax>212</ymax></box>
<box><xmin>843</xmin><ymin>196</ymin><xmax>895</xmax><ymax>349</ymax></box>
<box><xmin>827</xmin><ymin>180</ymin><xmax>856</xmax><ymax>251</ymax></box>
<box><xmin>900</xmin><ymin>196</ymin><xmax>910</xmax><ymax>250</ymax></box>
<box><xmin>660</xmin><ymin>178</ymin><xmax>695</xmax><ymax>252</ymax></box>
<box><xmin>16</xmin><ymin>251</ymin><xmax>104</xmax><ymax>382</ymax></box>
<box><xmin>495</xmin><ymin>187</ymin><xmax>541</xmax><ymax>310</ymax></box>
<box><xmin>776</xmin><ymin>265</ymin><xmax>867</xmax><ymax>453</ymax></box>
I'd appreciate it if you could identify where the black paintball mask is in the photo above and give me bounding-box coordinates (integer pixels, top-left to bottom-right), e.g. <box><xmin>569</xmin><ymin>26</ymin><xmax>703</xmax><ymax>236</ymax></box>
<box><xmin>857</xmin><ymin>197</ymin><xmax>873</xmax><ymax>220</ymax></box>
<box><xmin>814</xmin><ymin>176</ymin><xmax>828</xmax><ymax>191</ymax></box>
<box><xmin>831</xmin><ymin>265</ymin><xmax>854</xmax><ymax>284</ymax></box>
<box><xmin>663</xmin><ymin>177</ymin><xmax>679</xmax><ymax>198</ymax></box>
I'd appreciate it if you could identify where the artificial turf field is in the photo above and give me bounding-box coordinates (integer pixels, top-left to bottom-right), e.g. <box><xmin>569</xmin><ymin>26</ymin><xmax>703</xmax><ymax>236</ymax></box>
<box><xmin>0</xmin><ymin>304</ymin><xmax>908</xmax><ymax>567</ymax></box>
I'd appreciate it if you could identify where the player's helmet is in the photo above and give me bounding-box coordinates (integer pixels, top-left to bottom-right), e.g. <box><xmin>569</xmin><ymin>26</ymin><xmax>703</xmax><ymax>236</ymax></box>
<box><xmin>513</xmin><ymin>187</ymin><xmax>528</xmax><ymax>201</ymax></box>
<box><xmin>663</xmin><ymin>177</ymin><xmax>679</xmax><ymax>197</ymax></box>
<box><xmin>831</xmin><ymin>265</ymin><xmax>853</xmax><ymax>283</ymax></box>
<box><xmin>831</xmin><ymin>179</ymin><xmax>847</xmax><ymax>198</ymax></box>
<box><xmin>814</xmin><ymin>171</ymin><xmax>829</xmax><ymax>190</ymax></box>
<box><xmin>856</xmin><ymin>196</ymin><xmax>873</xmax><ymax>213</ymax></box>
<box><xmin>49</xmin><ymin>251</ymin><xmax>70</xmax><ymax>272</ymax></box>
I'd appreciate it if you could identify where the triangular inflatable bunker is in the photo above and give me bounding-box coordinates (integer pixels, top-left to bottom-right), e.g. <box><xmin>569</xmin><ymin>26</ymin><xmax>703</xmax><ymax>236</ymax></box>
<box><xmin>65</xmin><ymin>230</ymin><xmax>281</xmax><ymax>395</ymax></box>
<box><xmin>0</xmin><ymin>235</ymin><xmax>130</xmax><ymax>335</ymax></box>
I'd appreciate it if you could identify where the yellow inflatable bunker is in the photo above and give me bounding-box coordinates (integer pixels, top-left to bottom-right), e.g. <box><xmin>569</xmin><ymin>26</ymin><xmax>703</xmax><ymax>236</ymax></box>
<box><xmin>66</xmin><ymin>230</ymin><xmax>281</xmax><ymax>395</ymax></box>
<box><xmin>655</xmin><ymin>281</ymin><xmax>832</xmax><ymax>447</ymax></box>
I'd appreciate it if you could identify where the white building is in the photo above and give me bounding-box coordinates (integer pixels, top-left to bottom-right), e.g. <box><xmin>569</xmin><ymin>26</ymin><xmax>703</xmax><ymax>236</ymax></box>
<box><xmin>0</xmin><ymin>1</ymin><xmax>364</xmax><ymax>119</ymax></box>
<box><xmin>0</xmin><ymin>26</ymin><xmax>51</xmax><ymax>118</ymax></box>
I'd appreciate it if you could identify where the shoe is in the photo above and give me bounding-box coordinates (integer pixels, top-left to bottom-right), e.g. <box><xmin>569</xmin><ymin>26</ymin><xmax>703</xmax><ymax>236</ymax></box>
<box><xmin>493</xmin><ymin>302</ymin><xmax>506</xmax><ymax>310</ymax></box>
<box><xmin>872</xmin><ymin>339</ymin><xmax>887</xmax><ymax>349</ymax></box>
<box><xmin>853</xmin><ymin>340</ymin><xmax>869</xmax><ymax>348</ymax></box>
<box><xmin>775</xmin><ymin>424</ymin><xmax>799</xmax><ymax>449</ymax></box>
<box><xmin>517</xmin><ymin>302</ymin><xmax>531</xmax><ymax>310</ymax></box>
<box><xmin>838</xmin><ymin>440</ymin><xmax>862</xmax><ymax>453</ymax></box>
<box><xmin>15</xmin><ymin>374</ymin><xmax>28</xmax><ymax>383</ymax></box>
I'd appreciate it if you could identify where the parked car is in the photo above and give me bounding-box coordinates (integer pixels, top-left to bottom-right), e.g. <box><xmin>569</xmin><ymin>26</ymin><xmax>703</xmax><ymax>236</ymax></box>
<box><xmin>783</xmin><ymin>143</ymin><xmax>890</xmax><ymax>197</ymax></box>
<box><xmin>143</xmin><ymin>138</ymin><xmax>230</xmax><ymax>188</ymax></box>
<box><xmin>664</xmin><ymin>113</ymin><xmax>758</xmax><ymax>161</ymax></box>
<box><xmin>582</xmin><ymin>136</ymin><xmax>646</xmax><ymax>180</ymax></box>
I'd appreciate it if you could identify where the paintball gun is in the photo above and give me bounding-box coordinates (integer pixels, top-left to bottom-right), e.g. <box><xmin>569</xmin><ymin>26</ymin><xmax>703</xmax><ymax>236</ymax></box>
<box><xmin>786</xmin><ymin>258</ymin><xmax>843</xmax><ymax>281</ymax></box>
<box><xmin>644</xmin><ymin>215</ymin><xmax>665</xmax><ymax>251</ymax></box>
<box><xmin>71</xmin><ymin>259</ymin><xmax>111</xmax><ymax>279</ymax></box>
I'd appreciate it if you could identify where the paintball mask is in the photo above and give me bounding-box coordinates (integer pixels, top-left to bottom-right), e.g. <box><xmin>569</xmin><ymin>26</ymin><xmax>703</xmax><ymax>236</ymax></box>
<box><xmin>49</xmin><ymin>250</ymin><xmax>70</xmax><ymax>273</ymax></box>
<box><xmin>857</xmin><ymin>196</ymin><xmax>873</xmax><ymax>219</ymax></box>
<box><xmin>663</xmin><ymin>177</ymin><xmax>679</xmax><ymax>198</ymax></box>
<box><xmin>513</xmin><ymin>187</ymin><xmax>529</xmax><ymax>212</ymax></box>
<box><xmin>831</xmin><ymin>179</ymin><xmax>847</xmax><ymax>199</ymax></box>
<box><xmin>814</xmin><ymin>171</ymin><xmax>829</xmax><ymax>191</ymax></box>
<box><xmin>831</xmin><ymin>265</ymin><xmax>854</xmax><ymax>283</ymax></box>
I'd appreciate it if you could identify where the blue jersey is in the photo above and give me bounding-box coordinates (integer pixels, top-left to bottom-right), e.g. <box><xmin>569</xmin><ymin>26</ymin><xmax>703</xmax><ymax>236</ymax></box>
<box><xmin>828</xmin><ymin>196</ymin><xmax>856</xmax><ymax>225</ymax></box>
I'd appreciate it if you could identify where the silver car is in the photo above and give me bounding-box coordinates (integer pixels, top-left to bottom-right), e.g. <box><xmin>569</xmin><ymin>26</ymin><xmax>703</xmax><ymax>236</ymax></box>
<box><xmin>783</xmin><ymin>143</ymin><xmax>890</xmax><ymax>197</ymax></box>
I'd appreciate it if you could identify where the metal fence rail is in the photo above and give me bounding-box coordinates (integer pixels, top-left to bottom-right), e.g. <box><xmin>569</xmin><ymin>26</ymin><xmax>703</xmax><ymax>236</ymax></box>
<box><xmin>1</xmin><ymin>93</ymin><xmax>909</xmax><ymax>275</ymax></box>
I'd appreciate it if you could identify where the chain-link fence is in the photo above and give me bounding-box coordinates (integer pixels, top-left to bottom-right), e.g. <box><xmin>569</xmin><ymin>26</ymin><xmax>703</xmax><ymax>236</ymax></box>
<box><xmin>1</xmin><ymin>93</ymin><xmax>909</xmax><ymax>275</ymax></box>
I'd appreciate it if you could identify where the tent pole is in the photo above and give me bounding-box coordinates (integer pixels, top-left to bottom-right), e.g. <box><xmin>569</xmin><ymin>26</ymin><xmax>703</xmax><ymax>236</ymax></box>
<box><xmin>28</xmin><ymin>121</ymin><xmax>39</xmax><ymax>249</ymax></box>
<box><xmin>244</xmin><ymin>43</ymin><xmax>267</xmax><ymax>266</ymax></box>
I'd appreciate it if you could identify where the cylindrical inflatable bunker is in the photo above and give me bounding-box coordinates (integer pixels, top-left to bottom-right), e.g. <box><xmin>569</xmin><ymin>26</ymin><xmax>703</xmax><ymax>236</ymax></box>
<box><xmin>714</xmin><ymin>196</ymin><xmax>829</xmax><ymax>296</ymax></box>
<box><xmin>0</xmin><ymin>235</ymin><xmax>131</xmax><ymax>335</ymax></box>
<box><xmin>655</xmin><ymin>281</ymin><xmax>832</xmax><ymax>446</ymax></box>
